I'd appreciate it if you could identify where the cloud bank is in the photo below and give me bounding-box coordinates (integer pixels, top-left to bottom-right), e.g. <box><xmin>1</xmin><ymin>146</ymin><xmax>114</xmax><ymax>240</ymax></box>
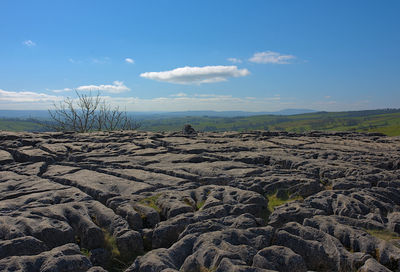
<box><xmin>76</xmin><ymin>81</ymin><xmax>130</xmax><ymax>93</ymax></box>
<box><xmin>249</xmin><ymin>51</ymin><xmax>295</xmax><ymax>64</ymax></box>
<box><xmin>140</xmin><ymin>65</ymin><xmax>250</xmax><ymax>84</ymax></box>
<box><xmin>0</xmin><ymin>89</ymin><xmax>60</xmax><ymax>102</ymax></box>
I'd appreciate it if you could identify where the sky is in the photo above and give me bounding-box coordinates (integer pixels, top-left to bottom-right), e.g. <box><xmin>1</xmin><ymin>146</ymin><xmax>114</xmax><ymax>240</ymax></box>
<box><xmin>0</xmin><ymin>0</ymin><xmax>399</xmax><ymax>112</ymax></box>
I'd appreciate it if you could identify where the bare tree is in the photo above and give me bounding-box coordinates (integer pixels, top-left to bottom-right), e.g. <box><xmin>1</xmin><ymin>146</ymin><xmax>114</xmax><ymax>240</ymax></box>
<box><xmin>47</xmin><ymin>90</ymin><xmax>140</xmax><ymax>132</ymax></box>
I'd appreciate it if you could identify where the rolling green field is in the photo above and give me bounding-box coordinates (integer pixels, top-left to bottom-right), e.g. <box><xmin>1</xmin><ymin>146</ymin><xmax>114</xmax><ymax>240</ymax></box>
<box><xmin>139</xmin><ymin>109</ymin><xmax>400</xmax><ymax>136</ymax></box>
<box><xmin>1</xmin><ymin>109</ymin><xmax>400</xmax><ymax>136</ymax></box>
<box><xmin>0</xmin><ymin>119</ymin><xmax>47</xmax><ymax>132</ymax></box>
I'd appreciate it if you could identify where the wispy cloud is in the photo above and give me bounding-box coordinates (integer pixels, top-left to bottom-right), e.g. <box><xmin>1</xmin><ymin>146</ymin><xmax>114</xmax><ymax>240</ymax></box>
<box><xmin>52</xmin><ymin>88</ymin><xmax>73</xmax><ymax>93</ymax></box>
<box><xmin>76</xmin><ymin>81</ymin><xmax>130</xmax><ymax>93</ymax></box>
<box><xmin>249</xmin><ymin>51</ymin><xmax>295</xmax><ymax>64</ymax></box>
<box><xmin>170</xmin><ymin>92</ymin><xmax>188</xmax><ymax>97</ymax></box>
<box><xmin>227</xmin><ymin>57</ymin><xmax>242</xmax><ymax>63</ymax></box>
<box><xmin>92</xmin><ymin>57</ymin><xmax>110</xmax><ymax>64</ymax></box>
<box><xmin>22</xmin><ymin>40</ymin><xmax>36</xmax><ymax>47</ymax></box>
<box><xmin>0</xmin><ymin>89</ymin><xmax>60</xmax><ymax>102</ymax></box>
<box><xmin>125</xmin><ymin>58</ymin><xmax>134</xmax><ymax>64</ymax></box>
<box><xmin>68</xmin><ymin>58</ymin><xmax>82</xmax><ymax>64</ymax></box>
<box><xmin>140</xmin><ymin>65</ymin><xmax>250</xmax><ymax>84</ymax></box>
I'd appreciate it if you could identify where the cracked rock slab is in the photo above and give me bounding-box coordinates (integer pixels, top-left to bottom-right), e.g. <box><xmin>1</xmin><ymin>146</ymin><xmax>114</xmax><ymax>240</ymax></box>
<box><xmin>0</xmin><ymin>131</ymin><xmax>399</xmax><ymax>271</ymax></box>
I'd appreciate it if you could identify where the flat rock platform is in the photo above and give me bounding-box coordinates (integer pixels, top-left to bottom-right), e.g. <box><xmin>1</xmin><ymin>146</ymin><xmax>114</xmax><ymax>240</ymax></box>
<box><xmin>1</xmin><ymin>130</ymin><xmax>400</xmax><ymax>272</ymax></box>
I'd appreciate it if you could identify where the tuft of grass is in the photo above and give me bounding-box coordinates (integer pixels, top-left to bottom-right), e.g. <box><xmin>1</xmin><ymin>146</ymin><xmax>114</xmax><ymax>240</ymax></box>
<box><xmin>139</xmin><ymin>194</ymin><xmax>161</xmax><ymax>213</ymax></box>
<box><xmin>80</xmin><ymin>248</ymin><xmax>90</xmax><ymax>257</ymax></box>
<box><xmin>267</xmin><ymin>191</ymin><xmax>303</xmax><ymax>212</ymax></box>
<box><xmin>101</xmin><ymin>228</ymin><xmax>131</xmax><ymax>272</ymax></box>
<box><xmin>259</xmin><ymin>208</ymin><xmax>271</xmax><ymax>224</ymax></box>
<box><xmin>102</xmin><ymin>228</ymin><xmax>120</xmax><ymax>257</ymax></box>
<box><xmin>366</xmin><ymin>229</ymin><xmax>400</xmax><ymax>241</ymax></box>
<box><xmin>199</xmin><ymin>266</ymin><xmax>217</xmax><ymax>272</ymax></box>
<box><xmin>196</xmin><ymin>200</ymin><xmax>206</xmax><ymax>210</ymax></box>
<box><xmin>182</xmin><ymin>197</ymin><xmax>194</xmax><ymax>208</ymax></box>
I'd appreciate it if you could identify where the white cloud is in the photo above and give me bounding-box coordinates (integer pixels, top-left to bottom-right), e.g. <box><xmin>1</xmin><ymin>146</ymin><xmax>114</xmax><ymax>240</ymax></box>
<box><xmin>249</xmin><ymin>51</ymin><xmax>295</xmax><ymax>64</ymax></box>
<box><xmin>76</xmin><ymin>81</ymin><xmax>130</xmax><ymax>93</ymax></box>
<box><xmin>23</xmin><ymin>40</ymin><xmax>36</xmax><ymax>47</ymax></box>
<box><xmin>0</xmin><ymin>89</ymin><xmax>61</xmax><ymax>102</ymax></box>
<box><xmin>140</xmin><ymin>65</ymin><xmax>250</xmax><ymax>84</ymax></box>
<box><xmin>125</xmin><ymin>58</ymin><xmax>135</xmax><ymax>64</ymax></box>
<box><xmin>227</xmin><ymin>58</ymin><xmax>242</xmax><ymax>63</ymax></box>
<box><xmin>52</xmin><ymin>88</ymin><xmax>73</xmax><ymax>93</ymax></box>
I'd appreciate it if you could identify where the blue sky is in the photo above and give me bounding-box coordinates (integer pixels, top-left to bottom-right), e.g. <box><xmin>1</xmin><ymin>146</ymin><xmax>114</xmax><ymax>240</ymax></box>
<box><xmin>0</xmin><ymin>0</ymin><xmax>399</xmax><ymax>111</ymax></box>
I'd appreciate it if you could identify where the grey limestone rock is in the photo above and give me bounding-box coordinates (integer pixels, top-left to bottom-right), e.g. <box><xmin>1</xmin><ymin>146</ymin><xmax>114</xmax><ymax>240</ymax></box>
<box><xmin>0</xmin><ymin>243</ymin><xmax>92</xmax><ymax>272</ymax></box>
<box><xmin>252</xmin><ymin>246</ymin><xmax>307</xmax><ymax>272</ymax></box>
<box><xmin>358</xmin><ymin>258</ymin><xmax>392</xmax><ymax>272</ymax></box>
<box><xmin>1</xmin><ymin>131</ymin><xmax>400</xmax><ymax>271</ymax></box>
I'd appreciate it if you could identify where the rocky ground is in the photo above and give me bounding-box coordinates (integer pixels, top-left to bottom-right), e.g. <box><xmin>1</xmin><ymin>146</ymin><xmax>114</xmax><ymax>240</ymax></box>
<box><xmin>0</xmin><ymin>130</ymin><xmax>400</xmax><ymax>272</ymax></box>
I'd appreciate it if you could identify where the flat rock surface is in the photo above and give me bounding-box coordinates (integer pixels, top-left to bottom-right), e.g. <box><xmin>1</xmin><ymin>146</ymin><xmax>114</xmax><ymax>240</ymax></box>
<box><xmin>1</xmin><ymin>130</ymin><xmax>400</xmax><ymax>272</ymax></box>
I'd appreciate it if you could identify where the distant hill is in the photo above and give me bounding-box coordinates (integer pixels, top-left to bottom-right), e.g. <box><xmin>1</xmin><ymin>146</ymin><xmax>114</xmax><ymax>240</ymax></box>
<box><xmin>138</xmin><ymin>109</ymin><xmax>400</xmax><ymax>136</ymax></box>
<box><xmin>0</xmin><ymin>110</ymin><xmax>51</xmax><ymax>119</ymax></box>
<box><xmin>130</xmin><ymin>109</ymin><xmax>317</xmax><ymax>119</ymax></box>
<box><xmin>1</xmin><ymin>108</ymin><xmax>400</xmax><ymax>136</ymax></box>
<box><xmin>0</xmin><ymin>109</ymin><xmax>317</xmax><ymax>120</ymax></box>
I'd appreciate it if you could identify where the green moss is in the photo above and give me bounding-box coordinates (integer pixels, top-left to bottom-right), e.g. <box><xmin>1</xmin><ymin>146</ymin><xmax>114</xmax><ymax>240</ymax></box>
<box><xmin>139</xmin><ymin>194</ymin><xmax>161</xmax><ymax>213</ymax></box>
<box><xmin>267</xmin><ymin>191</ymin><xmax>303</xmax><ymax>212</ymax></box>
<box><xmin>366</xmin><ymin>229</ymin><xmax>400</xmax><ymax>241</ymax></box>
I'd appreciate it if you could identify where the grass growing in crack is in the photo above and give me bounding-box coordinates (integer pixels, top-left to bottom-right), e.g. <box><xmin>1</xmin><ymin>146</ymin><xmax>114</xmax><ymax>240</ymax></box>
<box><xmin>196</xmin><ymin>200</ymin><xmax>206</xmax><ymax>210</ymax></box>
<box><xmin>267</xmin><ymin>191</ymin><xmax>303</xmax><ymax>212</ymax></box>
<box><xmin>199</xmin><ymin>266</ymin><xmax>217</xmax><ymax>272</ymax></box>
<box><xmin>366</xmin><ymin>229</ymin><xmax>400</xmax><ymax>241</ymax></box>
<box><xmin>139</xmin><ymin>194</ymin><xmax>161</xmax><ymax>213</ymax></box>
<box><xmin>102</xmin><ymin>228</ymin><xmax>120</xmax><ymax>257</ymax></box>
<box><xmin>182</xmin><ymin>197</ymin><xmax>195</xmax><ymax>208</ymax></box>
<box><xmin>320</xmin><ymin>179</ymin><xmax>332</xmax><ymax>190</ymax></box>
<box><xmin>80</xmin><ymin>248</ymin><xmax>90</xmax><ymax>257</ymax></box>
<box><xmin>259</xmin><ymin>208</ymin><xmax>271</xmax><ymax>224</ymax></box>
<box><xmin>101</xmin><ymin>228</ymin><xmax>130</xmax><ymax>272</ymax></box>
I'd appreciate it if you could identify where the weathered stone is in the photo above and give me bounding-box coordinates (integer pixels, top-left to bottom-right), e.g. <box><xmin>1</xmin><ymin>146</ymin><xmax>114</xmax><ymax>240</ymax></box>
<box><xmin>252</xmin><ymin>246</ymin><xmax>307</xmax><ymax>272</ymax></box>
<box><xmin>116</xmin><ymin>230</ymin><xmax>144</xmax><ymax>256</ymax></box>
<box><xmin>89</xmin><ymin>248</ymin><xmax>111</xmax><ymax>267</ymax></box>
<box><xmin>0</xmin><ymin>243</ymin><xmax>91</xmax><ymax>272</ymax></box>
<box><xmin>358</xmin><ymin>258</ymin><xmax>392</xmax><ymax>272</ymax></box>
<box><xmin>0</xmin><ymin>130</ymin><xmax>400</xmax><ymax>271</ymax></box>
<box><xmin>0</xmin><ymin>149</ymin><xmax>13</xmax><ymax>164</ymax></box>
